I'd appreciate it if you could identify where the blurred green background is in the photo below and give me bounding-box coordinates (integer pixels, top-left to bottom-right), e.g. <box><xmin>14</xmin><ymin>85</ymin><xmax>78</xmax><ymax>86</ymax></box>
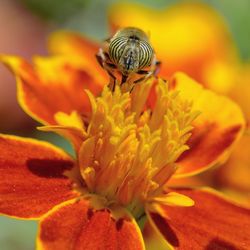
<box><xmin>0</xmin><ymin>0</ymin><xmax>250</xmax><ymax>249</ymax></box>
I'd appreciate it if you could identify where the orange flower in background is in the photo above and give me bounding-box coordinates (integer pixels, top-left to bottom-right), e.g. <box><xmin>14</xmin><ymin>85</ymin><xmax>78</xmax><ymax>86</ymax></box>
<box><xmin>1</xmin><ymin>26</ymin><xmax>250</xmax><ymax>249</ymax></box>
<box><xmin>108</xmin><ymin>2</ymin><xmax>239</xmax><ymax>95</ymax></box>
<box><xmin>108</xmin><ymin>1</ymin><xmax>250</xmax><ymax>202</ymax></box>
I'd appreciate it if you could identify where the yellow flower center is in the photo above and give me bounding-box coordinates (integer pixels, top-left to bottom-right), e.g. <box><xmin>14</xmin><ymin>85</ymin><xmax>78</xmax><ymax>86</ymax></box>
<box><xmin>76</xmin><ymin>78</ymin><xmax>197</xmax><ymax>216</ymax></box>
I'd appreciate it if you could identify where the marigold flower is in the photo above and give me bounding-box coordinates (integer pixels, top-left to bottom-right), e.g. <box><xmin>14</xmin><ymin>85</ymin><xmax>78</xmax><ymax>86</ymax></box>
<box><xmin>0</xmin><ymin>27</ymin><xmax>250</xmax><ymax>249</ymax></box>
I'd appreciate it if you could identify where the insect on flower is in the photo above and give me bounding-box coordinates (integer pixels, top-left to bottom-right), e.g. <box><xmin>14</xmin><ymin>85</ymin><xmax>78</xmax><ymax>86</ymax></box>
<box><xmin>0</xmin><ymin>27</ymin><xmax>249</xmax><ymax>250</ymax></box>
<box><xmin>96</xmin><ymin>27</ymin><xmax>160</xmax><ymax>91</ymax></box>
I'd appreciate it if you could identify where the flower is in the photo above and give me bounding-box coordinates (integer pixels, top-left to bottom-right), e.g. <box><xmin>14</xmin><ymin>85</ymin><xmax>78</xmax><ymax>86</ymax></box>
<box><xmin>1</xmin><ymin>32</ymin><xmax>250</xmax><ymax>249</ymax></box>
<box><xmin>108</xmin><ymin>1</ymin><xmax>250</xmax><ymax>203</ymax></box>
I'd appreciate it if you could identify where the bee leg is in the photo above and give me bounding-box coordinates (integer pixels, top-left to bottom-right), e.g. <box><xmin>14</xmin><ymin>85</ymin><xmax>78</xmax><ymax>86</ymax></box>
<box><xmin>129</xmin><ymin>85</ymin><xmax>135</xmax><ymax>93</ymax></box>
<box><xmin>134</xmin><ymin>75</ymin><xmax>147</xmax><ymax>84</ymax></box>
<box><xmin>107</xmin><ymin>70</ymin><xmax>117</xmax><ymax>92</ymax></box>
<box><xmin>95</xmin><ymin>54</ymin><xmax>104</xmax><ymax>68</ymax></box>
<box><xmin>134</xmin><ymin>70</ymin><xmax>153</xmax><ymax>84</ymax></box>
<box><xmin>137</xmin><ymin>70</ymin><xmax>149</xmax><ymax>75</ymax></box>
<box><xmin>121</xmin><ymin>74</ymin><xmax>128</xmax><ymax>85</ymax></box>
<box><xmin>104</xmin><ymin>51</ymin><xmax>111</xmax><ymax>61</ymax></box>
<box><xmin>106</xmin><ymin>62</ymin><xmax>116</xmax><ymax>69</ymax></box>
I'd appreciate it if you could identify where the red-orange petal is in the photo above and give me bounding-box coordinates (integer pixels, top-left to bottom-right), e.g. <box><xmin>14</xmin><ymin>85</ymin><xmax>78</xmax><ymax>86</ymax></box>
<box><xmin>1</xmin><ymin>55</ymin><xmax>104</xmax><ymax>125</ymax></box>
<box><xmin>149</xmin><ymin>188</ymin><xmax>250</xmax><ymax>250</ymax></box>
<box><xmin>37</xmin><ymin>199</ymin><xmax>145</xmax><ymax>250</ymax></box>
<box><xmin>170</xmin><ymin>73</ymin><xmax>245</xmax><ymax>177</ymax></box>
<box><xmin>0</xmin><ymin>134</ymin><xmax>78</xmax><ymax>218</ymax></box>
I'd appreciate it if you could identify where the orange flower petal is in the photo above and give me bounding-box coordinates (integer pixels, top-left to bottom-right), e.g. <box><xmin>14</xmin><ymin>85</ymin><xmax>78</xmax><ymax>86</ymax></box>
<box><xmin>148</xmin><ymin>188</ymin><xmax>250</xmax><ymax>249</ymax></box>
<box><xmin>38</xmin><ymin>110</ymin><xmax>88</xmax><ymax>151</ymax></box>
<box><xmin>0</xmin><ymin>134</ymin><xmax>78</xmax><ymax>218</ymax></box>
<box><xmin>37</xmin><ymin>199</ymin><xmax>145</xmax><ymax>250</ymax></box>
<box><xmin>170</xmin><ymin>73</ymin><xmax>245</xmax><ymax>177</ymax></box>
<box><xmin>1</xmin><ymin>55</ymin><xmax>103</xmax><ymax>125</ymax></box>
<box><xmin>109</xmin><ymin>2</ymin><xmax>238</xmax><ymax>90</ymax></box>
<box><xmin>48</xmin><ymin>31</ymin><xmax>108</xmax><ymax>81</ymax></box>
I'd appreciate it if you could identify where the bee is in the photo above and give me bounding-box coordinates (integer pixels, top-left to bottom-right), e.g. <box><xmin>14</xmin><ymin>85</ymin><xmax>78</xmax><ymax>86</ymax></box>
<box><xmin>96</xmin><ymin>27</ymin><xmax>160</xmax><ymax>92</ymax></box>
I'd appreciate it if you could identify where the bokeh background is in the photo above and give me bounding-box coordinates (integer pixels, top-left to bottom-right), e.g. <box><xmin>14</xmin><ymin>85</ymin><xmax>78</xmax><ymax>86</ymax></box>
<box><xmin>0</xmin><ymin>0</ymin><xmax>250</xmax><ymax>249</ymax></box>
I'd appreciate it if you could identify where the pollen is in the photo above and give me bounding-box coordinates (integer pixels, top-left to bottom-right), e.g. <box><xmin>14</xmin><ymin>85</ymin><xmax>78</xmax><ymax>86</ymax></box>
<box><xmin>78</xmin><ymin>78</ymin><xmax>198</xmax><ymax>216</ymax></box>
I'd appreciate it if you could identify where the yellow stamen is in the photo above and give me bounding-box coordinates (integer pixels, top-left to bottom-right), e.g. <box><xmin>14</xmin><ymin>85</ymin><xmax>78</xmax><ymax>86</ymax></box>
<box><xmin>77</xmin><ymin>78</ymin><xmax>198</xmax><ymax>216</ymax></box>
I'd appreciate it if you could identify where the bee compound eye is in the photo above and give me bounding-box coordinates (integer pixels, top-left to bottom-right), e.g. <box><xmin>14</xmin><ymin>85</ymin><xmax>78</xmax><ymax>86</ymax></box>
<box><xmin>139</xmin><ymin>41</ymin><xmax>154</xmax><ymax>68</ymax></box>
<box><xmin>109</xmin><ymin>37</ymin><xmax>128</xmax><ymax>63</ymax></box>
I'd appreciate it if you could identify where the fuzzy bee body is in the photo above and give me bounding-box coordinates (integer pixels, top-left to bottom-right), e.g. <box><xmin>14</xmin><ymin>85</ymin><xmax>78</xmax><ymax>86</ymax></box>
<box><xmin>96</xmin><ymin>27</ymin><xmax>160</xmax><ymax>92</ymax></box>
